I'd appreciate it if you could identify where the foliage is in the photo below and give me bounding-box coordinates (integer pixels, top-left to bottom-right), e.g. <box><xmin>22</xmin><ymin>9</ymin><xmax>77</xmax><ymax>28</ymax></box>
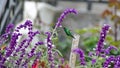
<box><xmin>0</xmin><ymin>3</ymin><xmax>120</xmax><ymax>67</ymax></box>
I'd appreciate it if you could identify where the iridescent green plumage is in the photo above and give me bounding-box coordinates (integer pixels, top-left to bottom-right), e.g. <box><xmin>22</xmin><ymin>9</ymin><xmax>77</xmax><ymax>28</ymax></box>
<box><xmin>63</xmin><ymin>27</ymin><xmax>75</xmax><ymax>38</ymax></box>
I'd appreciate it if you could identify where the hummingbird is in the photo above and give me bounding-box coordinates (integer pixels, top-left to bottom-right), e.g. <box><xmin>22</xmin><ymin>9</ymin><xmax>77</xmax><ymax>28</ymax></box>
<box><xmin>63</xmin><ymin>27</ymin><xmax>75</xmax><ymax>39</ymax></box>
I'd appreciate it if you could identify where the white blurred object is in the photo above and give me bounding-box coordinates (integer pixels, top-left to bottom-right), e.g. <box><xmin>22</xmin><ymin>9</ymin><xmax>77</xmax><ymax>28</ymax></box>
<box><xmin>24</xmin><ymin>1</ymin><xmax>59</xmax><ymax>32</ymax></box>
<box><xmin>92</xmin><ymin>3</ymin><xmax>109</xmax><ymax>14</ymax></box>
<box><xmin>37</xmin><ymin>2</ymin><xmax>58</xmax><ymax>32</ymax></box>
<box><xmin>37</xmin><ymin>2</ymin><xmax>57</xmax><ymax>25</ymax></box>
<box><xmin>24</xmin><ymin>1</ymin><xmax>37</xmax><ymax>21</ymax></box>
<box><xmin>57</xmin><ymin>1</ymin><xmax>87</xmax><ymax>12</ymax></box>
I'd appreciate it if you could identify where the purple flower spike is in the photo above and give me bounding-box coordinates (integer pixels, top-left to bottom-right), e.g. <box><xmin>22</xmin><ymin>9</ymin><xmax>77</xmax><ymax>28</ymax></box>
<box><xmin>88</xmin><ymin>52</ymin><xmax>94</xmax><ymax>57</ymax></box>
<box><xmin>91</xmin><ymin>59</ymin><xmax>96</xmax><ymax>65</ymax></box>
<box><xmin>0</xmin><ymin>23</ymin><xmax>14</xmax><ymax>45</ymax></box>
<box><xmin>103</xmin><ymin>55</ymin><xmax>115</xmax><ymax>68</ymax></box>
<box><xmin>5</xmin><ymin>23</ymin><xmax>14</xmax><ymax>33</ymax></box>
<box><xmin>32</xmin><ymin>52</ymin><xmax>41</xmax><ymax>67</ymax></box>
<box><xmin>35</xmin><ymin>41</ymin><xmax>44</xmax><ymax>45</ymax></box>
<box><xmin>56</xmin><ymin>8</ymin><xmax>78</xmax><ymax>27</ymax></box>
<box><xmin>73</xmin><ymin>48</ymin><xmax>86</xmax><ymax>66</ymax></box>
<box><xmin>113</xmin><ymin>55</ymin><xmax>120</xmax><ymax>68</ymax></box>
<box><xmin>27</xmin><ymin>41</ymin><xmax>43</xmax><ymax>58</ymax></box>
<box><xmin>15</xmin><ymin>20</ymin><xmax>33</xmax><ymax>32</ymax></box>
<box><xmin>105</xmin><ymin>45</ymin><xmax>117</xmax><ymax>55</ymax></box>
<box><xmin>45</xmin><ymin>32</ymin><xmax>54</xmax><ymax>68</ymax></box>
<box><xmin>2</xmin><ymin>32</ymin><xmax>22</xmax><ymax>64</ymax></box>
<box><xmin>96</xmin><ymin>24</ymin><xmax>110</xmax><ymax>56</ymax></box>
<box><xmin>60</xmin><ymin>58</ymin><xmax>64</xmax><ymax>64</ymax></box>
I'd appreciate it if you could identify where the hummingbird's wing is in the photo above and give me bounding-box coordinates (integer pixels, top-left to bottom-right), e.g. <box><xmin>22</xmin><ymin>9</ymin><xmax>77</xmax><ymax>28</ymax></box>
<box><xmin>63</xmin><ymin>27</ymin><xmax>75</xmax><ymax>38</ymax></box>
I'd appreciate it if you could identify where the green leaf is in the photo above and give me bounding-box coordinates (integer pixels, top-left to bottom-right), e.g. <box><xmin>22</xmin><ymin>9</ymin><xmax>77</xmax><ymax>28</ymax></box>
<box><xmin>83</xmin><ymin>36</ymin><xmax>98</xmax><ymax>48</ymax></box>
<box><xmin>52</xmin><ymin>37</ymin><xmax>59</xmax><ymax>44</ymax></box>
<box><xmin>75</xmin><ymin>28</ymin><xmax>88</xmax><ymax>34</ymax></box>
<box><xmin>88</xmin><ymin>27</ymin><xmax>100</xmax><ymax>34</ymax></box>
<box><xmin>52</xmin><ymin>48</ymin><xmax>63</xmax><ymax>57</ymax></box>
<box><xmin>110</xmin><ymin>41</ymin><xmax>120</xmax><ymax>47</ymax></box>
<box><xmin>106</xmin><ymin>35</ymin><xmax>114</xmax><ymax>42</ymax></box>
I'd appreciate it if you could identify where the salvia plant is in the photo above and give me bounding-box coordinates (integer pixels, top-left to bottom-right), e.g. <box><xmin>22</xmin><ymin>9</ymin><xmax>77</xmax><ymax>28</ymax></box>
<box><xmin>0</xmin><ymin>8</ymin><xmax>120</xmax><ymax>68</ymax></box>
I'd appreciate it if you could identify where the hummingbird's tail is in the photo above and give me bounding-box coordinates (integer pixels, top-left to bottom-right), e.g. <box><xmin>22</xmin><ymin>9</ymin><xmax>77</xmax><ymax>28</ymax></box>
<box><xmin>71</xmin><ymin>35</ymin><xmax>75</xmax><ymax>39</ymax></box>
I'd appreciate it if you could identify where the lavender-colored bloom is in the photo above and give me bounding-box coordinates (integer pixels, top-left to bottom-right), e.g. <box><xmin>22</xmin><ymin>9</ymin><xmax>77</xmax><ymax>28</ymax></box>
<box><xmin>23</xmin><ymin>31</ymin><xmax>40</xmax><ymax>49</ymax></box>
<box><xmin>5</xmin><ymin>23</ymin><xmax>14</xmax><ymax>33</ymax></box>
<box><xmin>60</xmin><ymin>58</ymin><xmax>64</xmax><ymax>64</ymax></box>
<box><xmin>105</xmin><ymin>45</ymin><xmax>117</xmax><ymax>55</ymax></box>
<box><xmin>0</xmin><ymin>23</ymin><xmax>14</xmax><ymax>45</ymax></box>
<box><xmin>73</xmin><ymin>48</ymin><xmax>86</xmax><ymax>65</ymax></box>
<box><xmin>14</xmin><ymin>21</ymin><xmax>39</xmax><ymax>66</ymax></box>
<box><xmin>103</xmin><ymin>55</ymin><xmax>115</xmax><ymax>68</ymax></box>
<box><xmin>13</xmin><ymin>39</ymin><xmax>27</xmax><ymax>56</ymax></box>
<box><xmin>27</xmin><ymin>41</ymin><xmax>44</xmax><ymax>58</ymax></box>
<box><xmin>18</xmin><ymin>31</ymin><xmax>41</xmax><ymax>66</ymax></box>
<box><xmin>15</xmin><ymin>20</ymin><xmax>33</xmax><ymax>32</ymax></box>
<box><xmin>103</xmin><ymin>55</ymin><xmax>120</xmax><ymax>68</ymax></box>
<box><xmin>10</xmin><ymin>20</ymin><xmax>33</xmax><ymax>57</ymax></box>
<box><xmin>45</xmin><ymin>32</ymin><xmax>54</xmax><ymax>68</ymax></box>
<box><xmin>14</xmin><ymin>31</ymin><xmax>40</xmax><ymax>66</ymax></box>
<box><xmin>114</xmin><ymin>55</ymin><xmax>120</xmax><ymax>68</ymax></box>
<box><xmin>91</xmin><ymin>59</ymin><xmax>96</xmax><ymax>65</ymax></box>
<box><xmin>1</xmin><ymin>33</ymin><xmax>22</xmax><ymax>64</ymax></box>
<box><xmin>100</xmin><ymin>54</ymin><xmax>106</xmax><ymax>58</ymax></box>
<box><xmin>35</xmin><ymin>41</ymin><xmax>44</xmax><ymax>45</ymax></box>
<box><xmin>23</xmin><ymin>46</ymin><xmax>42</xmax><ymax>66</ymax></box>
<box><xmin>23</xmin><ymin>48</ymin><xmax>40</xmax><ymax>65</ymax></box>
<box><xmin>0</xmin><ymin>23</ymin><xmax>14</xmax><ymax>46</ymax></box>
<box><xmin>0</xmin><ymin>63</ymin><xmax>6</xmax><ymax>68</ymax></box>
<box><xmin>13</xmin><ymin>20</ymin><xmax>34</xmax><ymax>54</ymax></box>
<box><xmin>0</xmin><ymin>53</ymin><xmax>2</xmax><ymax>60</ymax></box>
<box><xmin>55</xmin><ymin>8</ymin><xmax>78</xmax><ymax>27</ymax></box>
<box><xmin>96</xmin><ymin>24</ymin><xmax>110</xmax><ymax>56</ymax></box>
<box><xmin>0</xmin><ymin>20</ymin><xmax>45</xmax><ymax>67</ymax></box>
<box><xmin>32</xmin><ymin>52</ymin><xmax>41</xmax><ymax>67</ymax></box>
<box><xmin>9</xmin><ymin>33</ymin><xmax>22</xmax><ymax>49</ymax></box>
<box><xmin>88</xmin><ymin>52</ymin><xmax>94</xmax><ymax>57</ymax></box>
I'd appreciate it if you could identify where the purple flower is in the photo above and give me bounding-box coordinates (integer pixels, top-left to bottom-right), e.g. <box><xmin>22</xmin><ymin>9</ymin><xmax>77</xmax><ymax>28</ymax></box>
<box><xmin>88</xmin><ymin>52</ymin><xmax>94</xmax><ymax>57</ymax></box>
<box><xmin>56</xmin><ymin>8</ymin><xmax>78</xmax><ymax>27</ymax></box>
<box><xmin>103</xmin><ymin>55</ymin><xmax>115</xmax><ymax>68</ymax></box>
<box><xmin>60</xmin><ymin>58</ymin><xmax>64</xmax><ymax>64</ymax></box>
<box><xmin>0</xmin><ymin>63</ymin><xmax>6</xmax><ymax>68</ymax></box>
<box><xmin>13</xmin><ymin>39</ymin><xmax>27</xmax><ymax>55</ymax></box>
<box><xmin>96</xmin><ymin>24</ymin><xmax>110</xmax><ymax>56</ymax></box>
<box><xmin>100</xmin><ymin>54</ymin><xmax>106</xmax><ymax>58</ymax></box>
<box><xmin>105</xmin><ymin>45</ymin><xmax>117</xmax><ymax>55</ymax></box>
<box><xmin>15</xmin><ymin>20</ymin><xmax>33</xmax><ymax>32</ymax></box>
<box><xmin>91</xmin><ymin>59</ymin><xmax>96</xmax><ymax>65</ymax></box>
<box><xmin>32</xmin><ymin>52</ymin><xmax>41</xmax><ymax>67</ymax></box>
<box><xmin>1</xmin><ymin>33</ymin><xmax>22</xmax><ymax>64</ymax></box>
<box><xmin>45</xmin><ymin>32</ymin><xmax>54</xmax><ymax>68</ymax></box>
<box><xmin>35</xmin><ymin>41</ymin><xmax>44</xmax><ymax>45</ymax></box>
<box><xmin>103</xmin><ymin>55</ymin><xmax>120</xmax><ymax>68</ymax></box>
<box><xmin>14</xmin><ymin>31</ymin><xmax>40</xmax><ymax>66</ymax></box>
<box><xmin>114</xmin><ymin>55</ymin><xmax>120</xmax><ymax>68</ymax></box>
<box><xmin>13</xmin><ymin>20</ymin><xmax>35</xmax><ymax>55</ymax></box>
<box><xmin>23</xmin><ymin>51</ymin><xmax>41</xmax><ymax>67</ymax></box>
<box><xmin>13</xmin><ymin>21</ymin><xmax>40</xmax><ymax>66</ymax></box>
<box><xmin>73</xmin><ymin>48</ymin><xmax>86</xmax><ymax>65</ymax></box>
<box><xmin>0</xmin><ymin>23</ymin><xmax>14</xmax><ymax>46</ymax></box>
<box><xmin>27</xmin><ymin>41</ymin><xmax>44</xmax><ymax>58</ymax></box>
<box><xmin>0</xmin><ymin>20</ymin><xmax>46</xmax><ymax>67</ymax></box>
<box><xmin>5</xmin><ymin>23</ymin><xmax>14</xmax><ymax>33</ymax></box>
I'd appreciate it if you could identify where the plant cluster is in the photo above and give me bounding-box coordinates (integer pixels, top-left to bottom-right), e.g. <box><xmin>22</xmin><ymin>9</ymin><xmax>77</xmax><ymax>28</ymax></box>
<box><xmin>0</xmin><ymin>3</ymin><xmax>120</xmax><ymax>68</ymax></box>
